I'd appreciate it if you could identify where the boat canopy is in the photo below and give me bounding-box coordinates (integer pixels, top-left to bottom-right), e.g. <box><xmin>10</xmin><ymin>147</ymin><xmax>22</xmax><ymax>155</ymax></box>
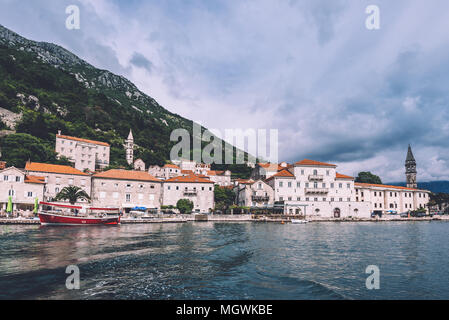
<box><xmin>40</xmin><ymin>201</ymin><xmax>82</xmax><ymax>209</ymax></box>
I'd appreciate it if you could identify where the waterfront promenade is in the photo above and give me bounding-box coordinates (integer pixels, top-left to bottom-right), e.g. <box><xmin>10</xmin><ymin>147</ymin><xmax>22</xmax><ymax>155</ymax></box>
<box><xmin>1</xmin><ymin>214</ymin><xmax>448</xmax><ymax>225</ymax></box>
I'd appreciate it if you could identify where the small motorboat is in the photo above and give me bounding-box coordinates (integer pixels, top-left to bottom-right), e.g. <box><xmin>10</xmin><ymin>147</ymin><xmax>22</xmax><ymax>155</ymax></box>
<box><xmin>291</xmin><ymin>219</ymin><xmax>309</xmax><ymax>224</ymax></box>
<box><xmin>39</xmin><ymin>202</ymin><xmax>120</xmax><ymax>226</ymax></box>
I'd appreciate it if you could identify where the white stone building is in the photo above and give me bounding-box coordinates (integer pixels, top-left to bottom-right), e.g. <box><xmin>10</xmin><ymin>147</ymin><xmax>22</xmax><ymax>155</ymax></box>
<box><xmin>0</xmin><ymin>166</ymin><xmax>45</xmax><ymax>213</ymax></box>
<box><xmin>208</xmin><ymin>170</ymin><xmax>232</xmax><ymax>187</ymax></box>
<box><xmin>162</xmin><ymin>174</ymin><xmax>215</xmax><ymax>213</ymax></box>
<box><xmin>91</xmin><ymin>169</ymin><xmax>162</xmax><ymax>212</ymax></box>
<box><xmin>355</xmin><ymin>183</ymin><xmax>429</xmax><ymax>214</ymax></box>
<box><xmin>55</xmin><ymin>131</ymin><xmax>110</xmax><ymax>172</ymax></box>
<box><xmin>134</xmin><ymin>158</ymin><xmax>146</xmax><ymax>171</ymax></box>
<box><xmin>235</xmin><ymin>179</ymin><xmax>274</xmax><ymax>208</ymax></box>
<box><xmin>25</xmin><ymin>162</ymin><xmax>91</xmax><ymax>204</ymax></box>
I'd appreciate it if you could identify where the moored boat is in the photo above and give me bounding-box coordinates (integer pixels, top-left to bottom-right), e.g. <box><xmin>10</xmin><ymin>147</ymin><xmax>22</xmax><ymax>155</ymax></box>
<box><xmin>39</xmin><ymin>202</ymin><xmax>120</xmax><ymax>226</ymax></box>
<box><xmin>291</xmin><ymin>219</ymin><xmax>308</xmax><ymax>224</ymax></box>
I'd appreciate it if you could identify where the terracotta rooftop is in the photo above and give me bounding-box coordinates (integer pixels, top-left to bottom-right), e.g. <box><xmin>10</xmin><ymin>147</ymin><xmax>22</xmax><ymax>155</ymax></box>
<box><xmin>181</xmin><ymin>169</ymin><xmax>194</xmax><ymax>175</ymax></box>
<box><xmin>93</xmin><ymin>169</ymin><xmax>160</xmax><ymax>182</ymax></box>
<box><xmin>266</xmin><ymin>169</ymin><xmax>295</xmax><ymax>180</ymax></box>
<box><xmin>294</xmin><ymin>159</ymin><xmax>336</xmax><ymax>167</ymax></box>
<box><xmin>234</xmin><ymin>179</ymin><xmax>255</xmax><ymax>185</ymax></box>
<box><xmin>25</xmin><ymin>162</ymin><xmax>88</xmax><ymax>176</ymax></box>
<box><xmin>56</xmin><ymin>134</ymin><xmax>110</xmax><ymax>147</ymax></box>
<box><xmin>355</xmin><ymin>182</ymin><xmax>424</xmax><ymax>191</ymax></box>
<box><xmin>25</xmin><ymin>175</ymin><xmax>46</xmax><ymax>184</ymax></box>
<box><xmin>165</xmin><ymin>174</ymin><xmax>214</xmax><ymax>184</ymax></box>
<box><xmin>336</xmin><ymin>173</ymin><xmax>354</xmax><ymax>180</ymax></box>
<box><xmin>208</xmin><ymin>170</ymin><xmax>226</xmax><ymax>176</ymax></box>
<box><xmin>163</xmin><ymin>164</ymin><xmax>180</xmax><ymax>169</ymax></box>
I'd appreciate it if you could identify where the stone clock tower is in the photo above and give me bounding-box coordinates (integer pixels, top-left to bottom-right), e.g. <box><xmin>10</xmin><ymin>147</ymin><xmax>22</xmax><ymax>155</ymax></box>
<box><xmin>125</xmin><ymin>129</ymin><xmax>134</xmax><ymax>166</ymax></box>
<box><xmin>405</xmin><ymin>144</ymin><xmax>417</xmax><ymax>188</ymax></box>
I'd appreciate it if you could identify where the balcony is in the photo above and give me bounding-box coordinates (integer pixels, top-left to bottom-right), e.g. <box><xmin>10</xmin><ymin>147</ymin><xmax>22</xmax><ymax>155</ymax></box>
<box><xmin>305</xmin><ymin>188</ymin><xmax>329</xmax><ymax>194</ymax></box>
<box><xmin>308</xmin><ymin>175</ymin><xmax>324</xmax><ymax>181</ymax></box>
<box><xmin>183</xmin><ymin>189</ymin><xmax>197</xmax><ymax>196</ymax></box>
<box><xmin>252</xmin><ymin>195</ymin><xmax>270</xmax><ymax>202</ymax></box>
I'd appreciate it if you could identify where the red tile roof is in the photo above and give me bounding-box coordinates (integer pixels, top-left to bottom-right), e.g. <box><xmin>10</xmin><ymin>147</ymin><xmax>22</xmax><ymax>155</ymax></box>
<box><xmin>181</xmin><ymin>170</ymin><xmax>194</xmax><ymax>175</ymax></box>
<box><xmin>294</xmin><ymin>159</ymin><xmax>336</xmax><ymax>167</ymax></box>
<box><xmin>163</xmin><ymin>164</ymin><xmax>180</xmax><ymax>169</ymax></box>
<box><xmin>93</xmin><ymin>169</ymin><xmax>160</xmax><ymax>182</ymax></box>
<box><xmin>336</xmin><ymin>173</ymin><xmax>354</xmax><ymax>180</ymax></box>
<box><xmin>56</xmin><ymin>134</ymin><xmax>110</xmax><ymax>147</ymax></box>
<box><xmin>165</xmin><ymin>174</ymin><xmax>214</xmax><ymax>184</ymax></box>
<box><xmin>208</xmin><ymin>170</ymin><xmax>226</xmax><ymax>176</ymax></box>
<box><xmin>266</xmin><ymin>169</ymin><xmax>295</xmax><ymax>180</ymax></box>
<box><xmin>25</xmin><ymin>175</ymin><xmax>46</xmax><ymax>184</ymax></box>
<box><xmin>234</xmin><ymin>179</ymin><xmax>255</xmax><ymax>185</ymax></box>
<box><xmin>355</xmin><ymin>182</ymin><xmax>423</xmax><ymax>191</ymax></box>
<box><xmin>25</xmin><ymin>162</ymin><xmax>88</xmax><ymax>176</ymax></box>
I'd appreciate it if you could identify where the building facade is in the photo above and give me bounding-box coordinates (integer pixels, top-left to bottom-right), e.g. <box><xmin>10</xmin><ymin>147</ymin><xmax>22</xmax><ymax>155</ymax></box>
<box><xmin>0</xmin><ymin>166</ymin><xmax>45</xmax><ymax>213</ymax></box>
<box><xmin>55</xmin><ymin>131</ymin><xmax>110</xmax><ymax>172</ymax></box>
<box><xmin>91</xmin><ymin>169</ymin><xmax>162</xmax><ymax>212</ymax></box>
<box><xmin>235</xmin><ymin>179</ymin><xmax>274</xmax><ymax>208</ymax></box>
<box><xmin>25</xmin><ymin>162</ymin><xmax>91</xmax><ymax>204</ymax></box>
<box><xmin>162</xmin><ymin>175</ymin><xmax>214</xmax><ymax>213</ymax></box>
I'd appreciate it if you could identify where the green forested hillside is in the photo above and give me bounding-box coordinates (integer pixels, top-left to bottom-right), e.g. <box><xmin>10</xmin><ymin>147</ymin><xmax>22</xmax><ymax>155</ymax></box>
<box><xmin>0</xmin><ymin>25</ymin><xmax>250</xmax><ymax>172</ymax></box>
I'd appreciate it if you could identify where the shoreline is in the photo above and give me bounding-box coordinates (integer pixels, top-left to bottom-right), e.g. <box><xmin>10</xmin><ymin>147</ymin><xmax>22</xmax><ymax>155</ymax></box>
<box><xmin>1</xmin><ymin>215</ymin><xmax>447</xmax><ymax>225</ymax></box>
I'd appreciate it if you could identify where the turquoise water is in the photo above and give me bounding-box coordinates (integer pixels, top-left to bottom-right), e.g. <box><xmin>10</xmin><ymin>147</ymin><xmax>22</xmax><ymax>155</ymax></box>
<box><xmin>1</xmin><ymin>221</ymin><xmax>448</xmax><ymax>299</ymax></box>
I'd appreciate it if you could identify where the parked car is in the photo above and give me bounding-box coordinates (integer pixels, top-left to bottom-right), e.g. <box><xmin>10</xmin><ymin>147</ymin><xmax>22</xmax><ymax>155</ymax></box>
<box><xmin>400</xmin><ymin>212</ymin><xmax>409</xmax><ymax>218</ymax></box>
<box><xmin>371</xmin><ymin>210</ymin><xmax>383</xmax><ymax>218</ymax></box>
<box><xmin>410</xmin><ymin>211</ymin><xmax>427</xmax><ymax>218</ymax></box>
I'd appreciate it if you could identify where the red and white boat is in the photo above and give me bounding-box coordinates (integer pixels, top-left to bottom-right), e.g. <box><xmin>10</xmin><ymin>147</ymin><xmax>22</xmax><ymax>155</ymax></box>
<box><xmin>39</xmin><ymin>202</ymin><xmax>121</xmax><ymax>226</ymax></box>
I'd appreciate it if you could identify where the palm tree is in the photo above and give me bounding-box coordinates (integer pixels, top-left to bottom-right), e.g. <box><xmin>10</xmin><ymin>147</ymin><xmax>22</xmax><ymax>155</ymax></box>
<box><xmin>54</xmin><ymin>186</ymin><xmax>91</xmax><ymax>205</ymax></box>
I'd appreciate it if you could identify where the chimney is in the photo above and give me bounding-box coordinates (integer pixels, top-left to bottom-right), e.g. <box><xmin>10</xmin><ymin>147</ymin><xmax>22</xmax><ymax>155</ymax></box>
<box><xmin>57</xmin><ymin>130</ymin><xmax>61</xmax><ymax>135</ymax></box>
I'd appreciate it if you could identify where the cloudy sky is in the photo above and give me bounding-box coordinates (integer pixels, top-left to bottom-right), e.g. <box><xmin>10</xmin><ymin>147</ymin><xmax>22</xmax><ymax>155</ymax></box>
<box><xmin>1</xmin><ymin>0</ymin><xmax>449</xmax><ymax>182</ymax></box>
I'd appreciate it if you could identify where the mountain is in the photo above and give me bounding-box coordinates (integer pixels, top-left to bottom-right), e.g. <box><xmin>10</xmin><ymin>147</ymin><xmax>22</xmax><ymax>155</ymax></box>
<box><xmin>0</xmin><ymin>24</ymin><xmax>251</xmax><ymax>177</ymax></box>
<box><xmin>388</xmin><ymin>181</ymin><xmax>449</xmax><ymax>194</ymax></box>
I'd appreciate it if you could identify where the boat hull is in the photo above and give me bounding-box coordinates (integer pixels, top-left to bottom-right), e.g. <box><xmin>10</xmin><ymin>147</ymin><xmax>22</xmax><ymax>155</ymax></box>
<box><xmin>39</xmin><ymin>212</ymin><xmax>120</xmax><ymax>225</ymax></box>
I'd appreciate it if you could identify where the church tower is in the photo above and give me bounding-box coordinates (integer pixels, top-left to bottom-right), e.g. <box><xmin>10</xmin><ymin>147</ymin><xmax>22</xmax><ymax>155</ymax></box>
<box><xmin>405</xmin><ymin>144</ymin><xmax>417</xmax><ymax>188</ymax></box>
<box><xmin>125</xmin><ymin>129</ymin><xmax>134</xmax><ymax>166</ymax></box>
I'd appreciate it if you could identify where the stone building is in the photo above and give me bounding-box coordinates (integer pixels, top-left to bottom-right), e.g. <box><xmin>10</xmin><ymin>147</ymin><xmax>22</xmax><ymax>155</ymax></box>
<box><xmin>91</xmin><ymin>169</ymin><xmax>162</xmax><ymax>212</ymax></box>
<box><xmin>0</xmin><ymin>166</ymin><xmax>45</xmax><ymax>213</ymax></box>
<box><xmin>405</xmin><ymin>144</ymin><xmax>417</xmax><ymax>188</ymax></box>
<box><xmin>24</xmin><ymin>162</ymin><xmax>91</xmax><ymax>204</ymax></box>
<box><xmin>134</xmin><ymin>158</ymin><xmax>146</xmax><ymax>171</ymax></box>
<box><xmin>55</xmin><ymin>131</ymin><xmax>110</xmax><ymax>172</ymax></box>
<box><xmin>235</xmin><ymin>179</ymin><xmax>274</xmax><ymax>208</ymax></box>
<box><xmin>162</xmin><ymin>174</ymin><xmax>214</xmax><ymax>213</ymax></box>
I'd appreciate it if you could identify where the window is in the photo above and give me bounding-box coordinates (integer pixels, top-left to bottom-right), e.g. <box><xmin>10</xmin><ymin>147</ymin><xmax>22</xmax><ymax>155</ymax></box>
<box><xmin>3</xmin><ymin>175</ymin><xmax>8</xmax><ymax>181</ymax></box>
<box><xmin>305</xmin><ymin>197</ymin><xmax>309</xmax><ymax>201</ymax></box>
<box><xmin>16</xmin><ymin>176</ymin><xmax>21</xmax><ymax>182</ymax></box>
<box><xmin>326</xmin><ymin>170</ymin><xmax>329</xmax><ymax>176</ymax></box>
<box><xmin>69</xmin><ymin>178</ymin><xmax>74</xmax><ymax>185</ymax></box>
<box><xmin>323</xmin><ymin>198</ymin><xmax>326</xmax><ymax>201</ymax></box>
<box><xmin>297</xmin><ymin>197</ymin><xmax>300</xmax><ymax>201</ymax></box>
<box><xmin>301</xmin><ymin>170</ymin><xmax>304</xmax><ymax>175</ymax></box>
<box><xmin>288</xmin><ymin>182</ymin><xmax>292</xmax><ymax>187</ymax></box>
<box><xmin>149</xmin><ymin>194</ymin><xmax>155</xmax><ymax>201</ymax></box>
<box><xmin>138</xmin><ymin>194</ymin><xmax>143</xmax><ymax>200</ymax></box>
<box><xmin>176</xmin><ymin>186</ymin><xmax>179</xmax><ymax>190</ymax></box>
<box><xmin>209</xmin><ymin>187</ymin><xmax>212</xmax><ymax>191</ymax></box>
<box><xmin>314</xmin><ymin>198</ymin><xmax>318</xmax><ymax>201</ymax></box>
<box><xmin>279</xmin><ymin>182</ymin><xmax>283</xmax><ymax>187</ymax></box>
<box><xmin>374</xmin><ymin>203</ymin><xmax>377</xmax><ymax>208</ymax></box>
<box><xmin>313</xmin><ymin>169</ymin><xmax>318</xmax><ymax>175</ymax></box>
<box><xmin>374</xmin><ymin>191</ymin><xmax>377</xmax><ymax>196</ymax></box>
<box><xmin>339</xmin><ymin>198</ymin><xmax>343</xmax><ymax>202</ymax></box>
<box><xmin>27</xmin><ymin>191</ymin><xmax>33</xmax><ymax>197</ymax></box>
<box><xmin>305</xmin><ymin>182</ymin><xmax>309</xmax><ymax>188</ymax></box>
<box><xmin>331</xmin><ymin>183</ymin><xmax>334</xmax><ymax>188</ymax></box>
<box><xmin>297</xmin><ymin>182</ymin><xmax>300</xmax><ymax>188</ymax></box>
<box><xmin>258</xmin><ymin>183</ymin><xmax>262</xmax><ymax>190</ymax></box>
<box><xmin>113</xmin><ymin>192</ymin><xmax>118</xmax><ymax>199</ymax></box>
<box><xmin>8</xmin><ymin>189</ymin><xmax>14</xmax><ymax>196</ymax></box>
<box><xmin>379</xmin><ymin>203</ymin><xmax>382</xmax><ymax>208</ymax></box>
<box><xmin>347</xmin><ymin>198</ymin><xmax>350</xmax><ymax>201</ymax></box>
<box><xmin>339</xmin><ymin>183</ymin><xmax>342</xmax><ymax>188</ymax></box>
<box><xmin>288</xmin><ymin>197</ymin><xmax>292</xmax><ymax>201</ymax></box>
<box><xmin>167</xmin><ymin>186</ymin><xmax>171</xmax><ymax>190</ymax></box>
<box><xmin>347</xmin><ymin>183</ymin><xmax>350</xmax><ymax>189</ymax></box>
<box><xmin>55</xmin><ymin>187</ymin><xmax>60</xmax><ymax>193</ymax></box>
<box><xmin>126</xmin><ymin>194</ymin><xmax>131</xmax><ymax>202</ymax></box>
<box><xmin>322</xmin><ymin>183</ymin><xmax>326</xmax><ymax>188</ymax></box>
<box><xmin>314</xmin><ymin>182</ymin><xmax>318</xmax><ymax>188</ymax></box>
<box><xmin>279</xmin><ymin>197</ymin><xmax>284</xmax><ymax>201</ymax></box>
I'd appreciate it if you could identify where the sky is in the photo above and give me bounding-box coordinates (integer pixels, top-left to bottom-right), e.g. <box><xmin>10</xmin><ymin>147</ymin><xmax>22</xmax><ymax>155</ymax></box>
<box><xmin>1</xmin><ymin>0</ymin><xmax>449</xmax><ymax>182</ymax></box>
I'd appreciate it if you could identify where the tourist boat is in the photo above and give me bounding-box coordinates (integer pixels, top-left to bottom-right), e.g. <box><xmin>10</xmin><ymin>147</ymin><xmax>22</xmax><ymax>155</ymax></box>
<box><xmin>291</xmin><ymin>219</ymin><xmax>308</xmax><ymax>224</ymax></box>
<box><xmin>38</xmin><ymin>202</ymin><xmax>120</xmax><ymax>226</ymax></box>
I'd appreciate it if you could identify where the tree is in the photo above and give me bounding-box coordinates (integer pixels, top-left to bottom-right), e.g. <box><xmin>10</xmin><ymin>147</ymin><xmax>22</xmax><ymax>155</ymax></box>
<box><xmin>176</xmin><ymin>199</ymin><xmax>194</xmax><ymax>214</ymax></box>
<box><xmin>214</xmin><ymin>185</ymin><xmax>235</xmax><ymax>211</ymax></box>
<box><xmin>355</xmin><ymin>171</ymin><xmax>382</xmax><ymax>184</ymax></box>
<box><xmin>54</xmin><ymin>186</ymin><xmax>91</xmax><ymax>205</ymax></box>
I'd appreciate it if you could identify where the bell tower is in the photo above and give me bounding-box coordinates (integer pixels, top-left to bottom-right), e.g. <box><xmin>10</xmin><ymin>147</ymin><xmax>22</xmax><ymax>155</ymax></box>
<box><xmin>405</xmin><ymin>144</ymin><xmax>417</xmax><ymax>188</ymax></box>
<box><xmin>125</xmin><ymin>129</ymin><xmax>134</xmax><ymax>166</ymax></box>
